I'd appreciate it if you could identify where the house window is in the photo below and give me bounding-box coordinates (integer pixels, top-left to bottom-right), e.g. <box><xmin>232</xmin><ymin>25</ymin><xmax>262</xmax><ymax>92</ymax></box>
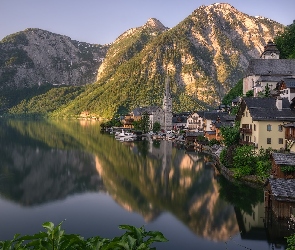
<box><xmin>267</xmin><ymin>124</ymin><xmax>272</xmax><ymax>131</ymax></box>
<box><xmin>267</xmin><ymin>138</ymin><xmax>271</xmax><ymax>144</ymax></box>
<box><xmin>246</xmin><ymin>111</ymin><xmax>248</xmax><ymax>117</ymax></box>
<box><xmin>278</xmin><ymin>125</ymin><xmax>283</xmax><ymax>132</ymax></box>
<box><xmin>278</xmin><ymin>138</ymin><xmax>284</xmax><ymax>144</ymax></box>
<box><xmin>254</xmin><ymin>124</ymin><xmax>256</xmax><ymax>131</ymax></box>
<box><xmin>254</xmin><ymin>136</ymin><xmax>256</xmax><ymax>142</ymax></box>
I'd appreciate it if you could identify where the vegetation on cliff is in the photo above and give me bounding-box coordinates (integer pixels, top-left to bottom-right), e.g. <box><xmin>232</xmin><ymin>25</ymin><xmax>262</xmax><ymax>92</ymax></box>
<box><xmin>275</xmin><ymin>20</ymin><xmax>295</xmax><ymax>59</ymax></box>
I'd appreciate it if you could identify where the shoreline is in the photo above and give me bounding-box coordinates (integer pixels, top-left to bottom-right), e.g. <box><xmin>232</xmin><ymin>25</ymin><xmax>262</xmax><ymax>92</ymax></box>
<box><xmin>204</xmin><ymin>145</ymin><xmax>265</xmax><ymax>189</ymax></box>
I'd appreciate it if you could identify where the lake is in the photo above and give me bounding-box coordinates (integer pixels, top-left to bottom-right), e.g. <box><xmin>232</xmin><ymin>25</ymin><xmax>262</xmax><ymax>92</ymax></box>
<box><xmin>0</xmin><ymin>119</ymin><xmax>289</xmax><ymax>249</ymax></box>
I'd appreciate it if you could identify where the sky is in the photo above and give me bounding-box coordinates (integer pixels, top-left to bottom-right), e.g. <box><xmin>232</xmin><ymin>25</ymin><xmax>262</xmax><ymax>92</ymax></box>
<box><xmin>1</xmin><ymin>0</ymin><xmax>294</xmax><ymax>45</ymax></box>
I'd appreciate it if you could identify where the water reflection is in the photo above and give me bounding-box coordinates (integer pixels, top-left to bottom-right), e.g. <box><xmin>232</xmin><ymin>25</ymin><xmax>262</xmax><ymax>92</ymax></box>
<box><xmin>0</xmin><ymin>119</ymin><xmax>290</xmax><ymax>249</ymax></box>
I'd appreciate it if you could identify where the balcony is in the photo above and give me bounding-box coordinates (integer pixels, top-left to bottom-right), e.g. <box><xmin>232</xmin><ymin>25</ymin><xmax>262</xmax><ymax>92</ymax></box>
<box><xmin>240</xmin><ymin>128</ymin><xmax>252</xmax><ymax>134</ymax></box>
<box><xmin>239</xmin><ymin>140</ymin><xmax>255</xmax><ymax>146</ymax></box>
<box><xmin>286</xmin><ymin>134</ymin><xmax>295</xmax><ymax>141</ymax></box>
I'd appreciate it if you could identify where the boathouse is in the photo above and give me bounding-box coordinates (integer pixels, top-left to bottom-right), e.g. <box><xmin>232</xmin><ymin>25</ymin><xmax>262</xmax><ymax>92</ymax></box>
<box><xmin>265</xmin><ymin>152</ymin><xmax>295</xmax><ymax>219</ymax></box>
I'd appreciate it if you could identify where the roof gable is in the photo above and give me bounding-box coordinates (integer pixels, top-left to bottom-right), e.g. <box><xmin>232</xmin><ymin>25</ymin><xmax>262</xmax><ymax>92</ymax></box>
<box><xmin>247</xmin><ymin>59</ymin><xmax>295</xmax><ymax>76</ymax></box>
<box><xmin>268</xmin><ymin>178</ymin><xmax>295</xmax><ymax>202</ymax></box>
<box><xmin>272</xmin><ymin>152</ymin><xmax>295</xmax><ymax>166</ymax></box>
<box><xmin>237</xmin><ymin>97</ymin><xmax>295</xmax><ymax>122</ymax></box>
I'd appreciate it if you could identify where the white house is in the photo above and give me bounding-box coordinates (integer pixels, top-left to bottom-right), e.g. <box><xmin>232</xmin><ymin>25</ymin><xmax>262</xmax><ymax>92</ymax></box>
<box><xmin>243</xmin><ymin>41</ymin><xmax>295</xmax><ymax>97</ymax></box>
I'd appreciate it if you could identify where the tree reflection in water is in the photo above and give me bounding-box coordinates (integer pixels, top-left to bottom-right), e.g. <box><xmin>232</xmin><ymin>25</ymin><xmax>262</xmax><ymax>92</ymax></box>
<box><xmin>0</xmin><ymin>119</ymin><xmax>280</xmax><ymax>248</ymax></box>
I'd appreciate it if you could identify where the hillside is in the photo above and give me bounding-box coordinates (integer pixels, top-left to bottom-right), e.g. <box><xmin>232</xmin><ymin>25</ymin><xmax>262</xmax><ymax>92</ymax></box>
<box><xmin>2</xmin><ymin>3</ymin><xmax>285</xmax><ymax>118</ymax></box>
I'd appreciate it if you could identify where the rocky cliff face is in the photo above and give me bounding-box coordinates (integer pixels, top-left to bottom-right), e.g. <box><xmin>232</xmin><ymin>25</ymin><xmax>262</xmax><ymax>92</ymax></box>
<box><xmin>95</xmin><ymin>3</ymin><xmax>284</xmax><ymax>107</ymax></box>
<box><xmin>0</xmin><ymin>28</ymin><xmax>109</xmax><ymax>89</ymax></box>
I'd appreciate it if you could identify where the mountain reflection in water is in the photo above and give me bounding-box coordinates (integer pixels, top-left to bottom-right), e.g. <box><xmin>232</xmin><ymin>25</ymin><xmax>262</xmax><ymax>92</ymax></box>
<box><xmin>0</xmin><ymin>119</ymin><xmax>274</xmax><ymax>249</ymax></box>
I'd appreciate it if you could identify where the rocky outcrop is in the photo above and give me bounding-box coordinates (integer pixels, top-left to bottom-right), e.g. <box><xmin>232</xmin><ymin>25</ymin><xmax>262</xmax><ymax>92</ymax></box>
<box><xmin>0</xmin><ymin>28</ymin><xmax>109</xmax><ymax>89</ymax></box>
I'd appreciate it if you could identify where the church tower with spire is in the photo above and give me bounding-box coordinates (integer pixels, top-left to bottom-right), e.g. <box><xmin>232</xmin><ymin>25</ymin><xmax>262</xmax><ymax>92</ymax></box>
<box><xmin>162</xmin><ymin>75</ymin><xmax>173</xmax><ymax>131</ymax></box>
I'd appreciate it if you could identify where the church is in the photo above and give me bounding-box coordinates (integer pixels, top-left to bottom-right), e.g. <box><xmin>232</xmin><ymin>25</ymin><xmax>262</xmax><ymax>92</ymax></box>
<box><xmin>125</xmin><ymin>75</ymin><xmax>173</xmax><ymax>132</ymax></box>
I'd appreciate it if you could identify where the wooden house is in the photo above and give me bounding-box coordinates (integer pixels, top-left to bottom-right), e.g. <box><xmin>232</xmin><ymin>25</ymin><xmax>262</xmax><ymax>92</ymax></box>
<box><xmin>122</xmin><ymin>115</ymin><xmax>135</xmax><ymax>128</ymax></box>
<box><xmin>271</xmin><ymin>152</ymin><xmax>295</xmax><ymax>179</ymax></box>
<box><xmin>185</xmin><ymin>131</ymin><xmax>205</xmax><ymax>150</ymax></box>
<box><xmin>265</xmin><ymin>178</ymin><xmax>295</xmax><ymax>219</ymax></box>
<box><xmin>265</xmin><ymin>153</ymin><xmax>295</xmax><ymax>220</ymax></box>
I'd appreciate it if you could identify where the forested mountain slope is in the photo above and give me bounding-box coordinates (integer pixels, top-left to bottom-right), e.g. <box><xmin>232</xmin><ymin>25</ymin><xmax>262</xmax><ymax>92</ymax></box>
<box><xmin>2</xmin><ymin>3</ymin><xmax>285</xmax><ymax>118</ymax></box>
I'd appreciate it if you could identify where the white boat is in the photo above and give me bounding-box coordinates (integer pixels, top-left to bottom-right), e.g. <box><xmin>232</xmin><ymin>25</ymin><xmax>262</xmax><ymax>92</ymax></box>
<box><xmin>115</xmin><ymin>129</ymin><xmax>137</xmax><ymax>139</ymax></box>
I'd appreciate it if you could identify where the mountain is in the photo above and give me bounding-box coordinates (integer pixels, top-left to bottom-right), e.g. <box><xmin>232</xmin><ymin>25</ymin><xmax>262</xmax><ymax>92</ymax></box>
<box><xmin>0</xmin><ymin>28</ymin><xmax>108</xmax><ymax>89</ymax></box>
<box><xmin>96</xmin><ymin>3</ymin><xmax>283</xmax><ymax>105</ymax></box>
<box><xmin>1</xmin><ymin>3</ymin><xmax>285</xmax><ymax>118</ymax></box>
<box><xmin>54</xmin><ymin>3</ymin><xmax>283</xmax><ymax>118</ymax></box>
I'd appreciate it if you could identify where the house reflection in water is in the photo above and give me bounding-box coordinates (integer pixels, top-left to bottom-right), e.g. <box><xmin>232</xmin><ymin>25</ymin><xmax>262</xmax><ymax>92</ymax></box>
<box><xmin>235</xmin><ymin>202</ymin><xmax>267</xmax><ymax>241</ymax></box>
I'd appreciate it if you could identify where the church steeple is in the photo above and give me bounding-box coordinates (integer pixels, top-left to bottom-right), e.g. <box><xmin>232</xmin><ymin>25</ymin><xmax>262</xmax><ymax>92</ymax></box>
<box><xmin>260</xmin><ymin>40</ymin><xmax>280</xmax><ymax>59</ymax></box>
<box><xmin>162</xmin><ymin>75</ymin><xmax>173</xmax><ymax>131</ymax></box>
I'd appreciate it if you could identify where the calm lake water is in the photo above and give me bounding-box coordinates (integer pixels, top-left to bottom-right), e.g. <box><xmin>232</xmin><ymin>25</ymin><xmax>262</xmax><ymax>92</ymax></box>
<box><xmin>0</xmin><ymin>119</ymin><xmax>290</xmax><ymax>249</ymax></box>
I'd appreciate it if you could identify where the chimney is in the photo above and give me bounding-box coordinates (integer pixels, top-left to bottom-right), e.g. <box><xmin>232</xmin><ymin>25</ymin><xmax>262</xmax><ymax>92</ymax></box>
<box><xmin>276</xmin><ymin>97</ymin><xmax>282</xmax><ymax>111</ymax></box>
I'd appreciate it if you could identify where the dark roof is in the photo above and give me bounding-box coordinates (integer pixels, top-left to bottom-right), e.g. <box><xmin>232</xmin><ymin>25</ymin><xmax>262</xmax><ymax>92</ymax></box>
<box><xmin>256</xmin><ymin>75</ymin><xmax>285</xmax><ymax>82</ymax></box>
<box><xmin>214</xmin><ymin>121</ymin><xmax>233</xmax><ymax>128</ymax></box>
<box><xmin>132</xmin><ymin>106</ymin><xmax>162</xmax><ymax>116</ymax></box>
<box><xmin>222</xmin><ymin>115</ymin><xmax>235</xmax><ymax>122</ymax></box>
<box><xmin>260</xmin><ymin>40</ymin><xmax>280</xmax><ymax>57</ymax></box>
<box><xmin>268</xmin><ymin>178</ymin><xmax>295</xmax><ymax>202</ymax></box>
<box><xmin>173</xmin><ymin>112</ymin><xmax>191</xmax><ymax>117</ymax></box>
<box><xmin>238</xmin><ymin>97</ymin><xmax>295</xmax><ymax>122</ymax></box>
<box><xmin>272</xmin><ymin>152</ymin><xmax>295</xmax><ymax>166</ymax></box>
<box><xmin>284</xmin><ymin>122</ymin><xmax>295</xmax><ymax>128</ymax></box>
<box><xmin>205</xmin><ymin>131</ymin><xmax>216</xmax><ymax>135</ymax></box>
<box><xmin>203</xmin><ymin>111</ymin><xmax>228</xmax><ymax>121</ymax></box>
<box><xmin>232</xmin><ymin>97</ymin><xmax>241</xmax><ymax>104</ymax></box>
<box><xmin>186</xmin><ymin>132</ymin><xmax>203</xmax><ymax>137</ymax></box>
<box><xmin>193</xmin><ymin>111</ymin><xmax>205</xmax><ymax>117</ymax></box>
<box><xmin>284</xmin><ymin>78</ymin><xmax>295</xmax><ymax>88</ymax></box>
<box><xmin>172</xmin><ymin>116</ymin><xmax>187</xmax><ymax>123</ymax></box>
<box><xmin>246</xmin><ymin>59</ymin><xmax>295</xmax><ymax>76</ymax></box>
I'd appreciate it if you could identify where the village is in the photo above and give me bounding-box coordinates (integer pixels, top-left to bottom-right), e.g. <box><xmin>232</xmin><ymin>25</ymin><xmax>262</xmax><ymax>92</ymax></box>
<box><xmin>104</xmin><ymin>40</ymin><xmax>295</xmax><ymax>228</ymax></box>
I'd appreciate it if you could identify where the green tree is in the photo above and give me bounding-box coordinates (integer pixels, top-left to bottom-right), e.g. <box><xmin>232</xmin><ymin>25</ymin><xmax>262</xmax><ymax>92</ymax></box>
<box><xmin>275</xmin><ymin>20</ymin><xmax>295</xmax><ymax>59</ymax></box>
<box><xmin>222</xmin><ymin>79</ymin><xmax>243</xmax><ymax>105</ymax></box>
<box><xmin>220</xmin><ymin>123</ymin><xmax>240</xmax><ymax>147</ymax></box>
<box><xmin>133</xmin><ymin>112</ymin><xmax>150</xmax><ymax>133</ymax></box>
<box><xmin>152</xmin><ymin>121</ymin><xmax>161</xmax><ymax>133</ymax></box>
<box><xmin>141</xmin><ymin>112</ymin><xmax>150</xmax><ymax>133</ymax></box>
<box><xmin>264</xmin><ymin>83</ymin><xmax>271</xmax><ymax>97</ymax></box>
<box><xmin>233</xmin><ymin>145</ymin><xmax>257</xmax><ymax>178</ymax></box>
<box><xmin>246</xmin><ymin>90</ymin><xmax>254</xmax><ymax>97</ymax></box>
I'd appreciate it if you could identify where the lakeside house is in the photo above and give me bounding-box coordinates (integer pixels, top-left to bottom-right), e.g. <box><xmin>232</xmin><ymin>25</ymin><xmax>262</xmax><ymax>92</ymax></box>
<box><xmin>270</xmin><ymin>152</ymin><xmax>295</xmax><ymax>179</ymax></box>
<box><xmin>172</xmin><ymin>112</ymin><xmax>189</xmax><ymax>130</ymax></box>
<box><xmin>236</xmin><ymin>97</ymin><xmax>295</xmax><ymax>150</ymax></box>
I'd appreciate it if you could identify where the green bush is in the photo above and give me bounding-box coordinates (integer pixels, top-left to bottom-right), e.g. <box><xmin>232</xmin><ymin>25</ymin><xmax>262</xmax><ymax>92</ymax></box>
<box><xmin>0</xmin><ymin>221</ymin><xmax>168</xmax><ymax>250</ymax></box>
<box><xmin>209</xmin><ymin>138</ymin><xmax>220</xmax><ymax>146</ymax></box>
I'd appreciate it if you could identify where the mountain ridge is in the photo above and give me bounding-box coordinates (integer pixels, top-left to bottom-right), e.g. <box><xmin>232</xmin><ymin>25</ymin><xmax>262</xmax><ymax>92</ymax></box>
<box><xmin>0</xmin><ymin>3</ymin><xmax>286</xmax><ymax>118</ymax></box>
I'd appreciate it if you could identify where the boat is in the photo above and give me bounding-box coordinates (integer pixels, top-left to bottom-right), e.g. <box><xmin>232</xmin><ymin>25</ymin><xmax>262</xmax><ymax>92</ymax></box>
<box><xmin>115</xmin><ymin>129</ymin><xmax>137</xmax><ymax>139</ymax></box>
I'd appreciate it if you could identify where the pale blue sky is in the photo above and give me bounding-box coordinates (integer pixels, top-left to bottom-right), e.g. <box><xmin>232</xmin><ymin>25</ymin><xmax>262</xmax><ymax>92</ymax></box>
<box><xmin>1</xmin><ymin>0</ymin><xmax>294</xmax><ymax>45</ymax></box>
